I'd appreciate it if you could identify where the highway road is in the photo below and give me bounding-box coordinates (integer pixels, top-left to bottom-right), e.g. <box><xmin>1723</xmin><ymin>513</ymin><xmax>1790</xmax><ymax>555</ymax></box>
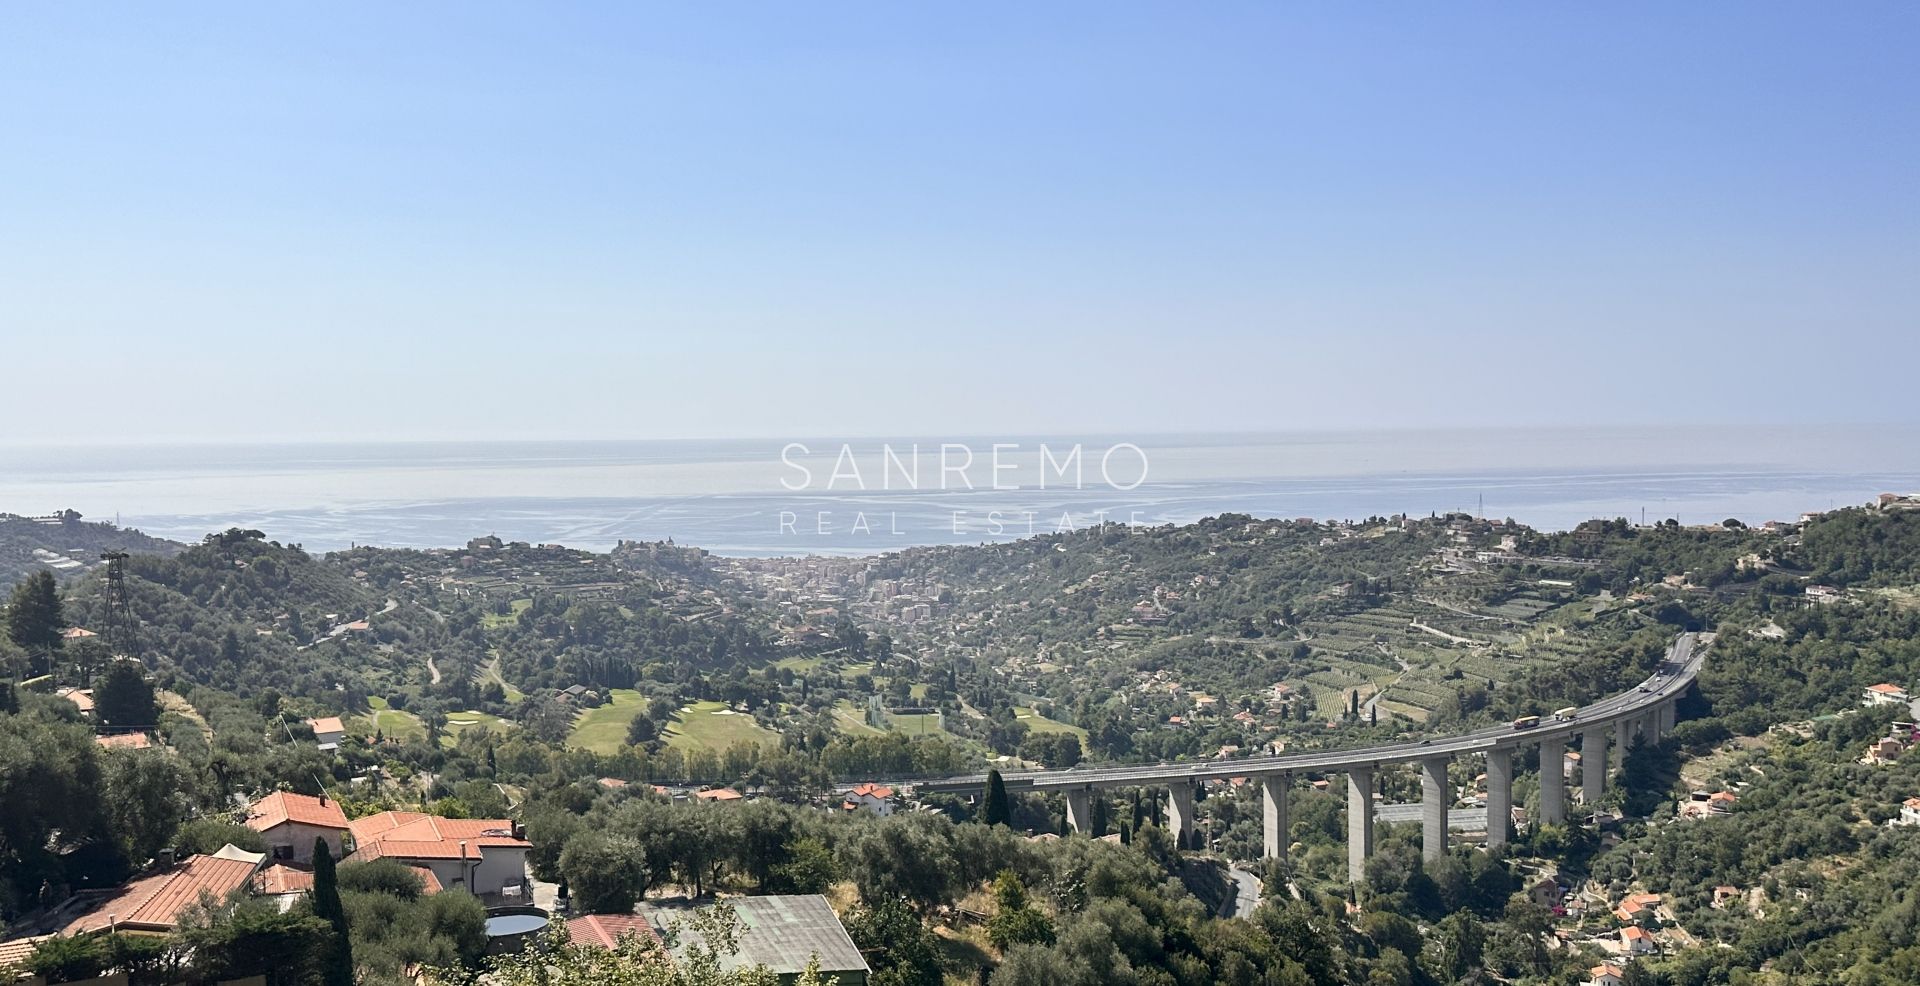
<box><xmin>918</xmin><ymin>631</ymin><xmax>1707</xmax><ymax>794</ymax></box>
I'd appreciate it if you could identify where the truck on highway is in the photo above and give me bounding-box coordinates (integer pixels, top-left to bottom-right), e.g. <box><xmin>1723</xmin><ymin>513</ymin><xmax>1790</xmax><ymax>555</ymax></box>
<box><xmin>1512</xmin><ymin>715</ymin><xmax>1541</xmax><ymax>730</ymax></box>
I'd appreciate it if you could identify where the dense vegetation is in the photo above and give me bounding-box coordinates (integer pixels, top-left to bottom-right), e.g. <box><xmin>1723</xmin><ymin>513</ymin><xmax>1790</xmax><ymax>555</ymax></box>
<box><xmin>7</xmin><ymin>504</ymin><xmax>1920</xmax><ymax>984</ymax></box>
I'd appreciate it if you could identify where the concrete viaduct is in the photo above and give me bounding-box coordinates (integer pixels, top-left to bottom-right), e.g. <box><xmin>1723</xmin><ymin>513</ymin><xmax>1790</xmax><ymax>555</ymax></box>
<box><xmin>918</xmin><ymin>631</ymin><xmax>1709</xmax><ymax>882</ymax></box>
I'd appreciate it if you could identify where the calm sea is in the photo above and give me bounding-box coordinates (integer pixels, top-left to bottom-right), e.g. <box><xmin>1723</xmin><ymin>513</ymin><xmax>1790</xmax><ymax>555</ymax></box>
<box><xmin>2</xmin><ymin>428</ymin><xmax>1916</xmax><ymax>556</ymax></box>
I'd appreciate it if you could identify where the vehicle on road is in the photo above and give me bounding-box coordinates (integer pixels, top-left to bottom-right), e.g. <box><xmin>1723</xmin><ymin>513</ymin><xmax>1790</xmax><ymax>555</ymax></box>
<box><xmin>1553</xmin><ymin>706</ymin><xmax>1578</xmax><ymax>720</ymax></box>
<box><xmin>1512</xmin><ymin>715</ymin><xmax>1541</xmax><ymax>730</ymax></box>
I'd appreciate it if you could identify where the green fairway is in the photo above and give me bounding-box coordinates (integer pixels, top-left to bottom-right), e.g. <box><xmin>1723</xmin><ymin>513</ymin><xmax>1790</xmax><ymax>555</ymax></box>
<box><xmin>1014</xmin><ymin>707</ymin><xmax>1086</xmax><ymax>737</ymax></box>
<box><xmin>567</xmin><ymin>688</ymin><xmax>646</xmax><ymax>754</ymax></box>
<box><xmin>353</xmin><ymin>697</ymin><xmax>425</xmax><ymax>742</ymax></box>
<box><xmin>662</xmin><ymin>700</ymin><xmax>781</xmax><ymax>753</ymax></box>
<box><xmin>831</xmin><ymin>700</ymin><xmax>884</xmax><ymax>736</ymax></box>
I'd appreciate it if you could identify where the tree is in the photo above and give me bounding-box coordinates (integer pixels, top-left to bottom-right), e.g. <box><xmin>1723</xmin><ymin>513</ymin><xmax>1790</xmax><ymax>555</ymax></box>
<box><xmin>1437</xmin><ymin>910</ymin><xmax>1485</xmax><ymax>981</ymax></box>
<box><xmin>560</xmin><ymin>832</ymin><xmax>648</xmax><ymax>914</ymax></box>
<box><xmin>93</xmin><ymin>661</ymin><xmax>158</xmax><ymax>731</ymax></box>
<box><xmin>312</xmin><ymin>838</ymin><xmax>354</xmax><ymax>986</ymax></box>
<box><xmin>628</xmin><ymin>711</ymin><xmax>658</xmax><ymax>745</ymax></box>
<box><xmin>984</xmin><ymin>770</ymin><xmax>1011</xmax><ymax>828</ymax></box>
<box><xmin>986</xmin><ymin>872</ymin><xmax>1055</xmax><ymax>951</ymax></box>
<box><xmin>845</xmin><ymin>898</ymin><xmax>943</xmax><ymax>986</ymax></box>
<box><xmin>5</xmin><ymin>571</ymin><xmax>63</xmax><ymax>674</ymax></box>
<box><xmin>99</xmin><ymin>747</ymin><xmax>191</xmax><ymax>862</ymax></box>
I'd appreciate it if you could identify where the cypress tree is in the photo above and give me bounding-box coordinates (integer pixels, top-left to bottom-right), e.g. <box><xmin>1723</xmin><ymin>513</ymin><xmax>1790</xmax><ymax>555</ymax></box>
<box><xmin>5</xmin><ymin>572</ymin><xmax>63</xmax><ymax>674</ymax></box>
<box><xmin>983</xmin><ymin>769</ymin><xmax>1010</xmax><ymax>827</ymax></box>
<box><xmin>311</xmin><ymin>837</ymin><xmax>353</xmax><ymax>986</ymax></box>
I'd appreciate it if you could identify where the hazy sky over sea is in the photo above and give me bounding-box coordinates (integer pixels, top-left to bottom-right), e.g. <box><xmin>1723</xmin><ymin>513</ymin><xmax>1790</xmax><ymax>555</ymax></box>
<box><xmin>2</xmin><ymin>4</ymin><xmax>1916</xmax><ymax>444</ymax></box>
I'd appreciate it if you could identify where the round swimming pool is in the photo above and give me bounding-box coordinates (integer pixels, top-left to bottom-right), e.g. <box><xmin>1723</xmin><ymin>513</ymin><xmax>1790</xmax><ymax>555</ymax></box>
<box><xmin>485</xmin><ymin>914</ymin><xmax>549</xmax><ymax>935</ymax></box>
<box><xmin>483</xmin><ymin>907</ymin><xmax>552</xmax><ymax>954</ymax></box>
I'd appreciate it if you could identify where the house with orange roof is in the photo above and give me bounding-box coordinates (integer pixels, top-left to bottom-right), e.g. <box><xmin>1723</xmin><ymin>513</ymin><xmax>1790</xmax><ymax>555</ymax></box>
<box><xmin>346</xmin><ymin>811</ymin><xmax>531</xmax><ymax>896</ymax></box>
<box><xmin>1586</xmin><ymin>963</ymin><xmax>1626</xmax><ymax>986</ymax></box>
<box><xmin>1864</xmin><ymin>683</ymin><xmax>1910</xmax><ymax>707</ymax></box>
<box><xmin>60</xmin><ymin>688</ymin><xmax>95</xmax><ymax>717</ymax></box>
<box><xmin>694</xmin><ymin>787</ymin><xmax>744</xmax><ymax>803</ymax></box>
<box><xmin>1620</xmin><ymin>924</ymin><xmax>1655</xmax><ymax>954</ymax></box>
<box><xmin>307</xmin><ymin>716</ymin><xmax>345</xmax><ymax>751</ymax></box>
<box><xmin>1898</xmin><ymin>797</ymin><xmax>1920</xmax><ymax>826</ymax></box>
<box><xmin>63</xmin><ymin>850</ymin><xmax>265</xmax><ymax>936</ymax></box>
<box><xmin>844</xmin><ymin>783</ymin><xmax>895</xmax><ymax>816</ymax></box>
<box><xmin>245</xmin><ymin>791</ymin><xmax>350</xmax><ymax>863</ymax></box>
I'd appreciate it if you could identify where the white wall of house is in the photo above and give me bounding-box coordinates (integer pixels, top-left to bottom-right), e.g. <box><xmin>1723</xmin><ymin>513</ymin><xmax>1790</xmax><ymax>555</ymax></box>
<box><xmin>850</xmin><ymin>793</ymin><xmax>893</xmax><ymax>816</ymax></box>
<box><xmin>391</xmin><ymin>847</ymin><xmax>528</xmax><ymax>895</ymax></box>
<box><xmin>265</xmin><ymin>822</ymin><xmax>345</xmax><ymax>863</ymax></box>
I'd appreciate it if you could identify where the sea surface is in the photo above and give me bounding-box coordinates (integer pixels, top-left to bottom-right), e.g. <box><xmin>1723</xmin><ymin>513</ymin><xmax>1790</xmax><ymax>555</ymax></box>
<box><xmin>2</xmin><ymin>427</ymin><xmax>1917</xmax><ymax>556</ymax></box>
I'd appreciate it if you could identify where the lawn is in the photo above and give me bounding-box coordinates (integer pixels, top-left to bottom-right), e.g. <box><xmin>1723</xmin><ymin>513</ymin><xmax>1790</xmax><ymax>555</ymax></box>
<box><xmin>1014</xmin><ymin>706</ymin><xmax>1087</xmax><ymax>737</ymax></box>
<box><xmin>480</xmin><ymin>598</ymin><xmax>532</xmax><ymax>630</ymax></box>
<box><xmin>568</xmin><ymin>688</ymin><xmax>646</xmax><ymax>755</ymax></box>
<box><xmin>774</xmin><ymin>655</ymin><xmax>824</xmax><ymax>673</ymax></box>
<box><xmin>883</xmin><ymin>711</ymin><xmax>952</xmax><ymax>739</ymax></box>
<box><xmin>831</xmin><ymin>700</ymin><xmax>884</xmax><ymax>736</ymax></box>
<box><xmin>662</xmin><ymin>700</ymin><xmax>781</xmax><ymax>753</ymax></box>
<box><xmin>352</xmin><ymin>697</ymin><xmax>425</xmax><ymax>741</ymax></box>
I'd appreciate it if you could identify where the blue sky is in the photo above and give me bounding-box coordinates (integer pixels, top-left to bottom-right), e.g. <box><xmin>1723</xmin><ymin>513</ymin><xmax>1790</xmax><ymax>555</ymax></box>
<box><xmin>1</xmin><ymin>4</ymin><xmax>1915</xmax><ymax>443</ymax></box>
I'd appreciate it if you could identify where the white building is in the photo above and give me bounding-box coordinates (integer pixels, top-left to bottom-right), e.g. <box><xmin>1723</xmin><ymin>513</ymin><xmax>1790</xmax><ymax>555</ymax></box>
<box><xmin>1864</xmin><ymin>684</ymin><xmax>1911</xmax><ymax>707</ymax></box>
<box><xmin>1900</xmin><ymin>797</ymin><xmax>1920</xmax><ymax>827</ymax></box>
<box><xmin>307</xmin><ymin>716</ymin><xmax>346</xmax><ymax>751</ymax></box>
<box><xmin>843</xmin><ymin>783</ymin><xmax>896</xmax><ymax>816</ymax></box>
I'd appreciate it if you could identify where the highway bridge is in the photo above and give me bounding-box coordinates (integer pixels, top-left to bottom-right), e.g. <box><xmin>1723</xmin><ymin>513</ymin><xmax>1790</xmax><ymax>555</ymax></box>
<box><xmin>918</xmin><ymin>631</ymin><xmax>1709</xmax><ymax>881</ymax></box>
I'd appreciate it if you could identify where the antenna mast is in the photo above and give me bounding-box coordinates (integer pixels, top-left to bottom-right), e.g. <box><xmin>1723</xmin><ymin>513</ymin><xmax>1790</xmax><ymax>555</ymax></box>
<box><xmin>101</xmin><ymin>551</ymin><xmax>139</xmax><ymax>663</ymax></box>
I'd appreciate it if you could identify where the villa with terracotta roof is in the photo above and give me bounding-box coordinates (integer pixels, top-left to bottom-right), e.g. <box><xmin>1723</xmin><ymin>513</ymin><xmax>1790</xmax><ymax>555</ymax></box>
<box><xmin>1586</xmin><ymin>963</ymin><xmax>1626</xmax><ymax>986</ymax></box>
<box><xmin>346</xmin><ymin>811</ymin><xmax>531</xmax><ymax>896</ymax></box>
<box><xmin>63</xmin><ymin>850</ymin><xmax>265</xmax><ymax>936</ymax></box>
<box><xmin>307</xmin><ymin>716</ymin><xmax>345</xmax><ymax>750</ymax></box>
<box><xmin>1864</xmin><ymin>683</ymin><xmax>1911</xmax><ymax>706</ymax></box>
<box><xmin>843</xmin><ymin>782</ymin><xmax>894</xmax><ymax>816</ymax></box>
<box><xmin>694</xmin><ymin>787</ymin><xmax>743</xmax><ymax>803</ymax></box>
<box><xmin>245</xmin><ymin>791</ymin><xmax>350</xmax><ymax>863</ymax></box>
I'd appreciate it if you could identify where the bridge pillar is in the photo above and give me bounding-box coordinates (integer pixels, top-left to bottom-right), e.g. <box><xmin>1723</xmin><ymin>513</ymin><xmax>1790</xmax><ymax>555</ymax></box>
<box><xmin>1614</xmin><ymin>718</ymin><xmax>1632</xmax><ymax>773</ymax></box>
<box><xmin>1580</xmin><ymin>727</ymin><xmax>1607</xmax><ymax>804</ymax></box>
<box><xmin>1539</xmin><ymin>736</ymin><xmax>1566</xmax><ymax>826</ymax></box>
<box><xmin>1347</xmin><ymin>767</ymin><xmax>1374</xmax><ymax>882</ymax></box>
<box><xmin>1065</xmin><ymin>788</ymin><xmax>1093</xmax><ymax>835</ymax></box>
<box><xmin>1485</xmin><ymin>748</ymin><xmax>1513</xmax><ymax>848</ymax></box>
<box><xmin>1658</xmin><ymin>701</ymin><xmax>1676</xmax><ymax>733</ymax></box>
<box><xmin>1261</xmin><ymin>774</ymin><xmax>1290</xmax><ymax>861</ymax></box>
<box><xmin>1167</xmin><ymin>781</ymin><xmax>1197</xmax><ymax>849</ymax></box>
<box><xmin>1419</xmin><ymin>756</ymin><xmax>1450</xmax><ymax>861</ymax></box>
<box><xmin>1642</xmin><ymin>711</ymin><xmax>1662</xmax><ymax>746</ymax></box>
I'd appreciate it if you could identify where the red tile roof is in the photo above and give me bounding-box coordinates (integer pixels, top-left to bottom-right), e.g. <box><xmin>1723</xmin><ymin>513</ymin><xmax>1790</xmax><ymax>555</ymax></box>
<box><xmin>307</xmin><ymin>716</ymin><xmax>345</xmax><ymax>735</ymax></box>
<box><xmin>95</xmin><ymin>732</ymin><xmax>153</xmax><ymax>750</ymax></box>
<box><xmin>848</xmin><ymin>783</ymin><xmax>893</xmax><ymax>799</ymax></box>
<box><xmin>245</xmin><ymin>791</ymin><xmax>350</xmax><ymax>833</ymax></box>
<box><xmin>345</xmin><ymin>812</ymin><xmax>528</xmax><ymax>862</ymax></box>
<box><xmin>567</xmin><ymin>914</ymin><xmax>662</xmax><ymax>950</ymax></box>
<box><xmin>694</xmin><ymin>788</ymin><xmax>742</xmax><ymax>802</ymax></box>
<box><xmin>65</xmin><ymin>855</ymin><xmax>260</xmax><ymax>934</ymax></box>
<box><xmin>256</xmin><ymin>863</ymin><xmax>314</xmax><ymax>895</ymax></box>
